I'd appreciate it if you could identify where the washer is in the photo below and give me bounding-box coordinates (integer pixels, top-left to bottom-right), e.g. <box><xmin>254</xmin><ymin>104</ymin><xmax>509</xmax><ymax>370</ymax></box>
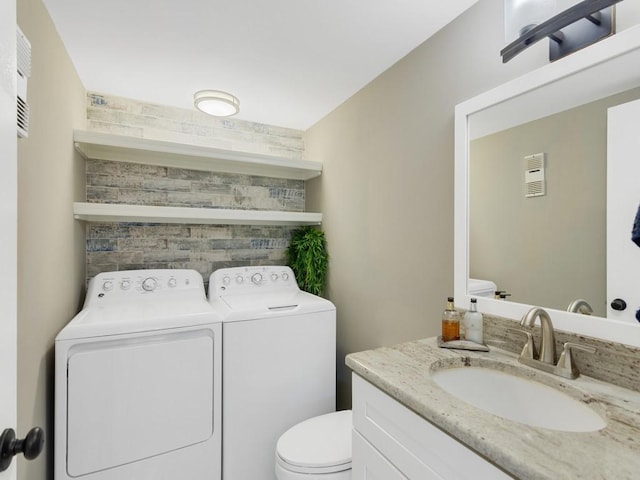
<box><xmin>55</xmin><ymin>269</ymin><xmax>222</xmax><ymax>480</ymax></box>
<box><xmin>208</xmin><ymin>265</ymin><xmax>336</xmax><ymax>480</ymax></box>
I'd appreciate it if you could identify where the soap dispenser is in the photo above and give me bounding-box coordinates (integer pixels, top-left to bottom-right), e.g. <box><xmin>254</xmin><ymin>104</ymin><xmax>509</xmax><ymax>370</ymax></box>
<box><xmin>463</xmin><ymin>298</ymin><xmax>484</xmax><ymax>344</ymax></box>
<box><xmin>441</xmin><ymin>297</ymin><xmax>460</xmax><ymax>342</ymax></box>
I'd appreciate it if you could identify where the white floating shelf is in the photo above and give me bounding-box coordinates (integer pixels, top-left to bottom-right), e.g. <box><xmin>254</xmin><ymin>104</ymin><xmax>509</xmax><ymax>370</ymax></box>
<box><xmin>73</xmin><ymin>202</ymin><xmax>322</xmax><ymax>226</ymax></box>
<box><xmin>73</xmin><ymin>130</ymin><xmax>322</xmax><ymax>181</ymax></box>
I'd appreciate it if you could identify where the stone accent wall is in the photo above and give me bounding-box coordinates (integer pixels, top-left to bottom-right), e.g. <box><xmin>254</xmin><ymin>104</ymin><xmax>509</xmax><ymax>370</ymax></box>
<box><xmin>482</xmin><ymin>313</ymin><xmax>640</xmax><ymax>392</ymax></box>
<box><xmin>84</xmin><ymin>92</ymin><xmax>308</xmax><ymax>284</ymax></box>
<box><xmin>86</xmin><ymin>223</ymin><xmax>296</xmax><ymax>283</ymax></box>
<box><xmin>86</xmin><ymin>160</ymin><xmax>305</xmax><ymax>212</ymax></box>
<box><xmin>87</xmin><ymin>92</ymin><xmax>305</xmax><ymax>159</ymax></box>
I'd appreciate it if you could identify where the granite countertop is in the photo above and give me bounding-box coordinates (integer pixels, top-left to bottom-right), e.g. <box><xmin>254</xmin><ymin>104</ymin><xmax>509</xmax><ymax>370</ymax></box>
<box><xmin>346</xmin><ymin>337</ymin><xmax>640</xmax><ymax>480</ymax></box>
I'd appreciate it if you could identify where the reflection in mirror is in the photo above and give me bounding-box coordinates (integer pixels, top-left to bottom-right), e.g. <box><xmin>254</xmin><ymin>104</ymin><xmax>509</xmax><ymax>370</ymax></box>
<box><xmin>454</xmin><ymin>24</ymin><xmax>640</xmax><ymax>347</ymax></box>
<box><xmin>469</xmin><ymin>87</ymin><xmax>640</xmax><ymax>317</ymax></box>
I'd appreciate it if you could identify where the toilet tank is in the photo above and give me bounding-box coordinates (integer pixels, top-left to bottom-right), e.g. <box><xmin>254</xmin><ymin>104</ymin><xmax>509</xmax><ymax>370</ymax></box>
<box><xmin>468</xmin><ymin>278</ymin><xmax>497</xmax><ymax>297</ymax></box>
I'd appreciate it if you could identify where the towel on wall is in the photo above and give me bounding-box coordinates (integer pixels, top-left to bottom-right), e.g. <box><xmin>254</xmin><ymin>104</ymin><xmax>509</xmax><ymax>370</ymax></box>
<box><xmin>633</xmin><ymin>201</ymin><xmax>640</xmax><ymax>247</ymax></box>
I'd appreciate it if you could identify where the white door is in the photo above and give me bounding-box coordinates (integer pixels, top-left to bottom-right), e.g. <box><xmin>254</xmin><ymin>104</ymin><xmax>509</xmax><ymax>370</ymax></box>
<box><xmin>607</xmin><ymin>99</ymin><xmax>640</xmax><ymax>323</ymax></box>
<box><xmin>0</xmin><ymin>0</ymin><xmax>17</xmax><ymax>478</ymax></box>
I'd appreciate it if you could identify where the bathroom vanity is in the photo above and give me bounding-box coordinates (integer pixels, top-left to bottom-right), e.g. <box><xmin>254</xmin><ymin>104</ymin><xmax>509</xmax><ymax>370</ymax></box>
<box><xmin>351</xmin><ymin>371</ymin><xmax>511</xmax><ymax>479</ymax></box>
<box><xmin>347</xmin><ymin>337</ymin><xmax>640</xmax><ymax>479</ymax></box>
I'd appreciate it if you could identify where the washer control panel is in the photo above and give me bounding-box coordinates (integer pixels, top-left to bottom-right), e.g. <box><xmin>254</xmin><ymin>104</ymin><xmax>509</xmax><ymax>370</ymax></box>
<box><xmin>86</xmin><ymin>269</ymin><xmax>204</xmax><ymax>304</ymax></box>
<box><xmin>210</xmin><ymin>266</ymin><xmax>298</xmax><ymax>297</ymax></box>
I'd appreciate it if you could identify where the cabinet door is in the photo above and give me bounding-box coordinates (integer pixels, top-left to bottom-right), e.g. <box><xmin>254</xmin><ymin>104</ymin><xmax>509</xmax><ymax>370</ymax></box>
<box><xmin>352</xmin><ymin>431</ymin><xmax>408</xmax><ymax>480</ymax></box>
<box><xmin>352</xmin><ymin>374</ymin><xmax>513</xmax><ymax>480</ymax></box>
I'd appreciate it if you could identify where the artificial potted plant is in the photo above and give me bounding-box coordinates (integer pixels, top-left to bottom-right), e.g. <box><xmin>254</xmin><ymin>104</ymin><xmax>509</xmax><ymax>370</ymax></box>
<box><xmin>287</xmin><ymin>226</ymin><xmax>329</xmax><ymax>296</ymax></box>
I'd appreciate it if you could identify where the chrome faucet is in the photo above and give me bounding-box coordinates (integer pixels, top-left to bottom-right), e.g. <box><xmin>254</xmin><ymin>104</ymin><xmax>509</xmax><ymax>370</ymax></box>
<box><xmin>567</xmin><ymin>299</ymin><xmax>594</xmax><ymax>315</ymax></box>
<box><xmin>519</xmin><ymin>307</ymin><xmax>556</xmax><ymax>364</ymax></box>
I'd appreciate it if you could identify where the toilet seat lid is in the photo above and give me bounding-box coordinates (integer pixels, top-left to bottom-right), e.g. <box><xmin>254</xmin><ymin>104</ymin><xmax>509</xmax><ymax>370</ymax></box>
<box><xmin>277</xmin><ymin>410</ymin><xmax>352</xmax><ymax>471</ymax></box>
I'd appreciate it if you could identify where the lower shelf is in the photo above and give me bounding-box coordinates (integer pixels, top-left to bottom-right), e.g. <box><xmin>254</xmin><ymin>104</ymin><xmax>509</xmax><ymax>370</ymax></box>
<box><xmin>73</xmin><ymin>202</ymin><xmax>322</xmax><ymax>226</ymax></box>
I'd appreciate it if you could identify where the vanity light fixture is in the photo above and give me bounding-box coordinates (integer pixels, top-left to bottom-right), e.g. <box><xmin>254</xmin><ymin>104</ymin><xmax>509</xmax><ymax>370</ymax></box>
<box><xmin>502</xmin><ymin>0</ymin><xmax>623</xmax><ymax>63</ymax></box>
<box><xmin>194</xmin><ymin>90</ymin><xmax>240</xmax><ymax>117</ymax></box>
<box><xmin>505</xmin><ymin>0</ymin><xmax>557</xmax><ymax>43</ymax></box>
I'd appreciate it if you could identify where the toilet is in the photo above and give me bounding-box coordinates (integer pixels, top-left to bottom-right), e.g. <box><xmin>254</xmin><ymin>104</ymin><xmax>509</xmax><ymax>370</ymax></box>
<box><xmin>468</xmin><ymin>278</ymin><xmax>497</xmax><ymax>298</ymax></box>
<box><xmin>275</xmin><ymin>410</ymin><xmax>352</xmax><ymax>480</ymax></box>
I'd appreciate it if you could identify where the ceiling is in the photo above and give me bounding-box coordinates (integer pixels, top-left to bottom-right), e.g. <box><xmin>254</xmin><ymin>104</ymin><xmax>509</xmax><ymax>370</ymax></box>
<box><xmin>42</xmin><ymin>0</ymin><xmax>478</xmax><ymax>130</ymax></box>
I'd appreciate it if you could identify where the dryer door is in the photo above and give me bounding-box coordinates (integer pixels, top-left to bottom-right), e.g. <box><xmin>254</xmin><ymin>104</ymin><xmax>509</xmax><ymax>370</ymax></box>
<box><xmin>65</xmin><ymin>328</ymin><xmax>214</xmax><ymax>477</ymax></box>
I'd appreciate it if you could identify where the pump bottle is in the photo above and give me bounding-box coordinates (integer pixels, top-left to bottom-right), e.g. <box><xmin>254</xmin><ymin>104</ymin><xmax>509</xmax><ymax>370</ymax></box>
<box><xmin>463</xmin><ymin>298</ymin><xmax>484</xmax><ymax>344</ymax></box>
<box><xmin>441</xmin><ymin>297</ymin><xmax>460</xmax><ymax>342</ymax></box>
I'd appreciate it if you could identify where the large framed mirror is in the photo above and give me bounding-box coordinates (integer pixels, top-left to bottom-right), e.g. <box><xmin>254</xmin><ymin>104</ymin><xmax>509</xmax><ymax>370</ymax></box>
<box><xmin>455</xmin><ymin>24</ymin><xmax>640</xmax><ymax>347</ymax></box>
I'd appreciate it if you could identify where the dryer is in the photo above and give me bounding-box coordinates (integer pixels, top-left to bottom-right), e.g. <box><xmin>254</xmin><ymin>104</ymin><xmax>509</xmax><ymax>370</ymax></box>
<box><xmin>55</xmin><ymin>269</ymin><xmax>222</xmax><ymax>480</ymax></box>
<box><xmin>208</xmin><ymin>266</ymin><xmax>336</xmax><ymax>480</ymax></box>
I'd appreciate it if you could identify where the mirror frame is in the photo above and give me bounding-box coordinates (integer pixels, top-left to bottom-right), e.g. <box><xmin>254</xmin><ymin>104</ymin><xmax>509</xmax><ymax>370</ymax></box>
<box><xmin>455</xmin><ymin>24</ymin><xmax>640</xmax><ymax>347</ymax></box>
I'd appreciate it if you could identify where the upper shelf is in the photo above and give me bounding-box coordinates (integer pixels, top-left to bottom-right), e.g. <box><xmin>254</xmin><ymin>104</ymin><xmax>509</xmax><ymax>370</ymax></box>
<box><xmin>73</xmin><ymin>202</ymin><xmax>322</xmax><ymax>226</ymax></box>
<box><xmin>73</xmin><ymin>130</ymin><xmax>322</xmax><ymax>181</ymax></box>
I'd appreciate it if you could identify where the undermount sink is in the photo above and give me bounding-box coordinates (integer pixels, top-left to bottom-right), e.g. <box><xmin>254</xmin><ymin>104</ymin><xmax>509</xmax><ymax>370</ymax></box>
<box><xmin>431</xmin><ymin>366</ymin><xmax>606</xmax><ymax>432</ymax></box>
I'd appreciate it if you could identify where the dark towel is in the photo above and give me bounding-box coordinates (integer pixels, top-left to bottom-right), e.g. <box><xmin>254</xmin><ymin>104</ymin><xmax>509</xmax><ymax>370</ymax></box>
<box><xmin>633</xmin><ymin>202</ymin><xmax>640</xmax><ymax>247</ymax></box>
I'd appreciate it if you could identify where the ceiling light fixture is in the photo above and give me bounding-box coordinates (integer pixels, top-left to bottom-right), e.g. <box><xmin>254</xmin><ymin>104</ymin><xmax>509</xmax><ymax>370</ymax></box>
<box><xmin>194</xmin><ymin>90</ymin><xmax>240</xmax><ymax>117</ymax></box>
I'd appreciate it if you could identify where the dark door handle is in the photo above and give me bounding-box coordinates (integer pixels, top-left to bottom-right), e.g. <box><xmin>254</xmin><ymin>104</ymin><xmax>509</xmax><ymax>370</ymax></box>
<box><xmin>0</xmin><ymin>427</ymin><xmax>44</xmax><ymax>472</ymax></box>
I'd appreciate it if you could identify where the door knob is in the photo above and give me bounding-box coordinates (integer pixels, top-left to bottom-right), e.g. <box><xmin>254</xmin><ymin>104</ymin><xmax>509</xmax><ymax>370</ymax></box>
<box><xmin>0</xmin><ymin>427</ymin><xmax>44</xmax><ymax>472</ymax></box>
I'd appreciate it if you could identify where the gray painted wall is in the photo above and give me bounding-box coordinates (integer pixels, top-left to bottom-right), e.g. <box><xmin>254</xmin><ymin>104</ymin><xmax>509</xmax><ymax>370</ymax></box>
<box><xmin>17</xmin><ymin>0</ymin><xmax>86</xmax><ymax>478</ymax></box>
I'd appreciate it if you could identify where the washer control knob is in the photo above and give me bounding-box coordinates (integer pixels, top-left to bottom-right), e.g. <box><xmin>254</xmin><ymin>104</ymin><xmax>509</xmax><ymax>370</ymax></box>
<box><xmin>168</xmin><ymin>277</ymin><xmax>177</xmax><ymax>288</ymax></box>
<box><xmin>120</xmin><ymin>280</ymin><xmax>131</xmax><ymax>290</ymax></box>
<box><xmin>251</xmin><ymin>273</ymin><xmax>263</xmax><ymax>284</ymax></box>
<box><xmin>235</xmin><ymin>275</ymin><xmax>244</xmax><ymax>284</ymax></box>
<box><xmin>271</xmin><ymin>273</ymin><xmax>278</xmax><ymax>281</ymax></box>
<box><xmin>223</xmin><ymin>276</ymin><xmax>231</xmax><ymax>285</ymax></box>
<box><xmin>103</xmin><ymin>281</ymin><xmax>114</xmax><ymax>291</ymax></box>
<box><xmin>142</xmin><ymin>277</ymin><xmax>157</xmax><ymax>292</ymax></box>
<box><xmin>282</xmin><ymin>272</ymin><xmax>289</xmax><ymax>281</ymax></box>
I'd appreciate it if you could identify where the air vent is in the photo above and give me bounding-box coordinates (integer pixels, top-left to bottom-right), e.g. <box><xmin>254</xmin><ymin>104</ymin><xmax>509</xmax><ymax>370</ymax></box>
<box><xmin>17</xmin><ymin>26</ymin><xmax>31</xmax><ymax>78</ymax></box>
<box><xmin>524</xmin><ymin>153</ymin><xmax>546</xmax><ymax>198</ymax></box>
<box><xmin>17</xmin><ymin>95</ymin><xmax>29</xmax><ymax>138</ymax></box>
<box><xmin>16</xmin><ymin>26</ymin><xmax>31</xmax><ymax>139</ymax></box>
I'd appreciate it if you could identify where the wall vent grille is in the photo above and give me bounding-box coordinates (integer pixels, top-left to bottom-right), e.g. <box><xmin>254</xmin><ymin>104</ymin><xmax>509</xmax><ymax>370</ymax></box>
<box><xmin>17</xmin><ymin>26</ymin><xmax>31</xmax><ymax>77</ymax></box>
<box><xmin>17</xmin><ymin>95</ymin><xmax>29</xmax><ymax>138</ymax></box>
<box><xmin>17</xmin><ymin>26</ymin><xmax>31</xmax><ymax>139</ymax></box>
<box><xmin>524</xmin><ymin>153</ymin><xmax>546</xmax><ymax>198</ymax></box>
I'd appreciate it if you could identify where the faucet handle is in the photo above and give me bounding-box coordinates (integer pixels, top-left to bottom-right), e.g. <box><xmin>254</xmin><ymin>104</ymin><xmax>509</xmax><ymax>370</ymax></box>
<box><xmin>508</xmin><ymin>328</ymin><xmax>537</xmax><ymax>360</ymax></box>
<box><xmin>555</xmin><ymin>342</ymin><xmax>597</xmax><ymax>379</ymax></box>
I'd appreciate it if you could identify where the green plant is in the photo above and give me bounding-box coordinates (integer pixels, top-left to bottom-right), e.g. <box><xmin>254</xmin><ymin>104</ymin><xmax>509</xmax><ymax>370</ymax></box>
<box><xmin>287</xmin><ymin>226</ymin><xmax>329</xmax><ymax>296</ymax></box>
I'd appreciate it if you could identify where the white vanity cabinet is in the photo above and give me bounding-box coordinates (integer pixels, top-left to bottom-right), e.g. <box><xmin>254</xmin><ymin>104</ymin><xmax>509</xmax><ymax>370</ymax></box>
<box><xmin>352</xmin><ymin>374</ymin><xmax>512</xmax><ymax>480</ymax></box>
<box><xmin>352</xmin><ymin>432</ymin><xmax>406</xmax><ymax>480</ymax></box>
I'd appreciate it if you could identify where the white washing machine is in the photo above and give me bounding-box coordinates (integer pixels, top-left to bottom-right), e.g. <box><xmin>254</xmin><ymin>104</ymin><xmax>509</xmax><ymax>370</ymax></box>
<box><xmin>55</xmin><ymin>269</ymin><xmax>222</xmax><ymax>480</ymax></box>
<box><xmin>208</xmin><ymin>266</ymin><xmax>336</xmax><ymax>480</ymax></box>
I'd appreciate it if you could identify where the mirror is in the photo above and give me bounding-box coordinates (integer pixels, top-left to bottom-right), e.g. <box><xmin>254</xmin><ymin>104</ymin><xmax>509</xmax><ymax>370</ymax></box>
<box><xmin>454</xmin><ymin>24</ymin><xmax>640</xmax><ymax>347</ymax></box>
<box><xmin>470</xmin><ymin>86</ymin><xmax>640</xmax><ymax>317</ymax></box>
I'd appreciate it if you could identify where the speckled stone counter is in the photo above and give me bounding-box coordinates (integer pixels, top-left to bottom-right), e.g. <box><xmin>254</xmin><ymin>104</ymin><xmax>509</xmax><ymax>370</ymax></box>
<box><xmin>346</xmin><ymin>337</ymin><xmax>640</xmax><ymax>480</ymax></box>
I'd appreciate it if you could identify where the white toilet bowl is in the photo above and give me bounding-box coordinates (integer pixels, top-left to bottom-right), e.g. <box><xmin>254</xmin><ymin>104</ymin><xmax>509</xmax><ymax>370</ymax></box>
<box><xmin>275</xmin><ymin>410</ymin><xmax>352</xmax><ymax>480</ymax></box>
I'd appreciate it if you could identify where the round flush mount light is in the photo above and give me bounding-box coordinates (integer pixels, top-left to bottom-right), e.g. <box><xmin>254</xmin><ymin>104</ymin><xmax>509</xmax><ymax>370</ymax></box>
<box><xmin>194</xmin><ymin>90</ymin><xmax>240</xmax><ymax>117</ymax></box>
